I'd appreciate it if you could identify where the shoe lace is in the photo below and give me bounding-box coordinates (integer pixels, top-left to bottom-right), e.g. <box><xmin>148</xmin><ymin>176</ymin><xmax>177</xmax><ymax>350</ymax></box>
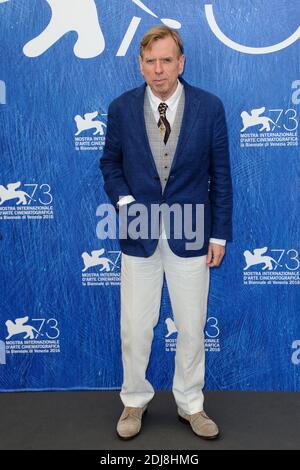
<box><xmin>122</xmin><ymin>407</ymin><xmax>143</xmax><ymax>421</ymax></box>
<box><xmin>190</xmin><ymin>410</ymin><xmax>210</xmax><ymax>424</ymax></box>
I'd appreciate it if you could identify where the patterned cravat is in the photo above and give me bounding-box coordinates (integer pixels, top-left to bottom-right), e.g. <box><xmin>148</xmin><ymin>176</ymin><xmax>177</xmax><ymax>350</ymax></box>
<box><xmin>157</xmin><ymin>102</ymin><xmax>171</xmax><ymax>144</ymax></box>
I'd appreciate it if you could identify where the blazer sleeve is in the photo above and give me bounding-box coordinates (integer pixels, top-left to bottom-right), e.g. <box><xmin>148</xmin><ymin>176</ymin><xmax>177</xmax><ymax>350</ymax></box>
<box><xmin>100</xmin><ymin>100</ymin><xmax>132</xmax><ymax>208</ymax></box>
<box><xmin>209</xmin><ymin>99</ymin><xmax>233</xmax><ymax>241</ymax></box>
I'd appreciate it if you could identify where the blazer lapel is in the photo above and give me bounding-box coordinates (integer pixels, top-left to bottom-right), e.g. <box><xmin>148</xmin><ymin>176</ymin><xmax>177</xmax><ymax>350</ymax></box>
<box><xmin>130</xmin><ymin>83</ymin><xmax>160</xmax><ymax>177</ymax></box>
<box><xmin>169</xmin><ymin>78</ymin><xmax>202</xmax><ymax>174</ymax></box>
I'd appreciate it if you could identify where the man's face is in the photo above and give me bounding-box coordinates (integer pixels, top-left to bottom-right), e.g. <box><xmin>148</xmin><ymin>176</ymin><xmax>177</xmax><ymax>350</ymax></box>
<box><xmin>139</xmin><ymin>36</ymin><xmax>185</xmax><ymax>101</ymax></box>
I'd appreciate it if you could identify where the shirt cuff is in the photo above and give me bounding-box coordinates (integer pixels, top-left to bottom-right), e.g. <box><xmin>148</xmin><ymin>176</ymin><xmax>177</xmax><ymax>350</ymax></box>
<box><xmin>209</xmin><ymin>238</ymin><xmax>226</xmax><ymax>246</ymax></box>
<box><xmin>117</xmin><ymin>195</ymin><xmax>136</xmax><ymax>207</ymax></box>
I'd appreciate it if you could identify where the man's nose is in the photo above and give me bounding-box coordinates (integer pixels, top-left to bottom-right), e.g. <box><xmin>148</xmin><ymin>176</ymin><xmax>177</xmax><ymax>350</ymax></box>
<box><xmin>154</xmin><ymin>60</ymin><xmax>163</xmax><ymax>74</ymax></box>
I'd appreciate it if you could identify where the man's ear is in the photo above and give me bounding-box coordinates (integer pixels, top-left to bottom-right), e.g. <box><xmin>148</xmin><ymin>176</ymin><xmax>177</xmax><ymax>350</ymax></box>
<box><xmin>179</xmin><ymin>54</ymin><xmax>185</xmax><ymax>74</ymax></box>
<box><xmin>138</xmin><ymin>55</ymin><xmax>144</xmax><ymax>75</ymax></box>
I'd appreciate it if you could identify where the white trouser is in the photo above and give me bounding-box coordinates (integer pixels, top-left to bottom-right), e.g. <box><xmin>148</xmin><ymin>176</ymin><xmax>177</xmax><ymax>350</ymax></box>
<box><xmin>120</xmin><ymin>219</ymin><xmax>210</xmax><ymax>414</ymax></box>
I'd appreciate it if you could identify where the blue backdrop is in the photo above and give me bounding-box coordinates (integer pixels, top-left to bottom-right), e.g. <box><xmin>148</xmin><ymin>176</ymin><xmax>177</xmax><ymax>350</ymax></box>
<box><xmin>0</xmin><ymin>0</ymin><xmax>299</xmax><ymax>392</ymax></box>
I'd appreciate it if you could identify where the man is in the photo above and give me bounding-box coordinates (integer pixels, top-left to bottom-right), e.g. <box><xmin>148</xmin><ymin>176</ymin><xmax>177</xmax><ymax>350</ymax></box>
<box><xmin>100</xmin><ymin>25</ymin><xmax>232</xmax><ymax>440</ymax></box>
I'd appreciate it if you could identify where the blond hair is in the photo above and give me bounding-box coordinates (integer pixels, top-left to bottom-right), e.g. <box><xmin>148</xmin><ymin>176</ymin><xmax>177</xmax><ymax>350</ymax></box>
<box><xmin>140</xmin><ymin>25</ymin><xmax>184</xmax><ymax>58</ymax></box>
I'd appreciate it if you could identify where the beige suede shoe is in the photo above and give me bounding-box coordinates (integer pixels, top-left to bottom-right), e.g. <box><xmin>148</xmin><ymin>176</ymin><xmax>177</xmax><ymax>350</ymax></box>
<box><xmin>178</xmin><ymin>408</ymin><xmax>220</xmax><ymax>440</ymax></box>
<box><xmin>116</xmin><ymin>405</ymin><xmax>148</xmax><ymax>440</ymax></box>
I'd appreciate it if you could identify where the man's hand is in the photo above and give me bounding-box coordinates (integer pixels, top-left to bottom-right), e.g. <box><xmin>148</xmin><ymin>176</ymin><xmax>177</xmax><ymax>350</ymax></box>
<box><xmin>206</xmin><ymin>243</ymin><xmax>225</xmax><ymax>267</ymax></box>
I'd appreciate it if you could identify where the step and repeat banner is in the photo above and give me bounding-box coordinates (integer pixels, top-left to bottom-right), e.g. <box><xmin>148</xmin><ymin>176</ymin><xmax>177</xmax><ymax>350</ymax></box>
<box><xmin>0</xmin><ymin>0</ymin><xmax>299</xmax><ymax>392</ymax></box>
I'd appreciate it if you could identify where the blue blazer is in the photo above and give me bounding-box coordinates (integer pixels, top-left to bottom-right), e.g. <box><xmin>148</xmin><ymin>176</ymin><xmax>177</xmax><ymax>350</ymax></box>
<box><xmin>100</xmin><ymin>78</ymin><xmax>233</xmax><ymax>258</ymax></box>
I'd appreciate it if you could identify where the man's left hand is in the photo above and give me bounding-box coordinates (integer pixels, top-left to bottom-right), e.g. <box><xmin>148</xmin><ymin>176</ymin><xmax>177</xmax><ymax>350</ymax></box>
<box><xmin>206</xmin><ymin>243</ymin><xmax>225</xmax><ymax>267</ymax></box>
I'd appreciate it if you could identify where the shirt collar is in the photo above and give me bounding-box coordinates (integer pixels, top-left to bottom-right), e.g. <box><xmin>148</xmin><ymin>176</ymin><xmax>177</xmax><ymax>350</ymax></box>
<box><xmin>146</xmin><ymin>79</ymin><xmax>183</xmax><ymax>112</ymax></box>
